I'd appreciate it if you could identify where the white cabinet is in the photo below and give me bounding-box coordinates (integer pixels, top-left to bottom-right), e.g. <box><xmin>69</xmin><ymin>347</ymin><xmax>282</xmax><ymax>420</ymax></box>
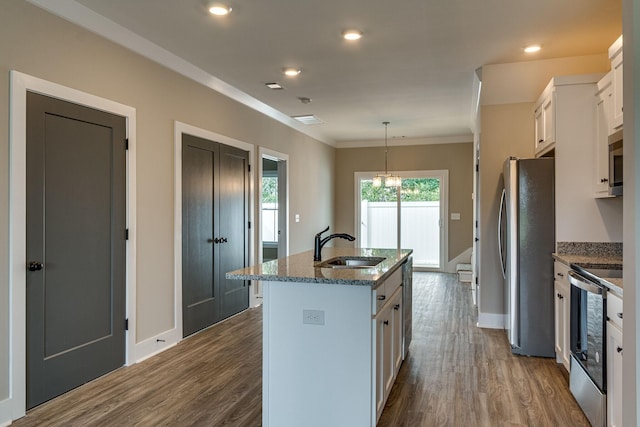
<box><xmin>534</xmin><ymin>86</ymin><xmax>556</xmax><ymax>157</ymax></box>
<box><xmin>606</xmin><ymin>292</ymin><xmax>623</xmax><ymax>427</ymax></box>
<box><xmin>374</xmin><ymin>302</ymin><xmax>393</xmax><ymax>421</ymax></box>
<box><xmin>391</xmin><ymin>290</ymin><xmax>403</xmax><ymax>375</ymax></box>
<box><xmin>594</xmin><ymin>73</ymin><xmax>613</xmax><ymax>198</ymax></box>
<box><xmin>553</xmin><ymin>261</ymin><xmax>571</xmax><ymax>371</ymax></box>
<box><xmin>609</xmin><ymin>36</ymin><xmax>623</xmax><ymax>132</ymax></box>
<box><xmin>373</xmin><ymin>270</ymin><xmax>404</xmax><ymax>423</ymax></box>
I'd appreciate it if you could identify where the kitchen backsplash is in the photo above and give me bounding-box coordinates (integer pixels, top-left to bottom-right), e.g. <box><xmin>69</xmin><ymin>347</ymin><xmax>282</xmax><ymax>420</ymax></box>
<box><xmin>556</xmin><ymin>241</ymin><xmax>622</xmax><ymax>257</ymax></box>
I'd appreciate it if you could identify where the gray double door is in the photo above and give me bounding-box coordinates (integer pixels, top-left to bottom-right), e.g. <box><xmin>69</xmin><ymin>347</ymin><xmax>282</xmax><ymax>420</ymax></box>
<box><xmin>26</xmin><ymin>92</ymin><xmax>127</xmax><ymax>408</ymax></box>
<box><xmin>182</xmin><ymin>134</ymin><xmax>250</xmax><ymax>337</ymax></box>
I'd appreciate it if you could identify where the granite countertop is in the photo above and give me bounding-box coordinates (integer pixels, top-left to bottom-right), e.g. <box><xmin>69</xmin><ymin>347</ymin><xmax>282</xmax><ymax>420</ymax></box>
<box><xmin>226</xmin><ymin>247</ymin><xmax>413</xmax><ymax>287</ymax></box>
<box><xmin>553</xmin><ymin>253</ymin><xmax>623</xmax><ymax>270</ymax></box>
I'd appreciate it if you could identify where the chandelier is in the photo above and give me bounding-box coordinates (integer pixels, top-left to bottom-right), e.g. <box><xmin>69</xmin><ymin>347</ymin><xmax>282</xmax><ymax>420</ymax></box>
<box><xmin>372</xmin><ymin>121</ymin><xmax>401</xmax><ymax>187</ymax></box>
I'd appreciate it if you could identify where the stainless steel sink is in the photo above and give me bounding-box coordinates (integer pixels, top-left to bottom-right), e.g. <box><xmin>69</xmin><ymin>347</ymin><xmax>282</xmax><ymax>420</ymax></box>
<box><xmin>317</xmin><ymin>256</ymin><xmax>386</xmax><ymax>269</ymax></box>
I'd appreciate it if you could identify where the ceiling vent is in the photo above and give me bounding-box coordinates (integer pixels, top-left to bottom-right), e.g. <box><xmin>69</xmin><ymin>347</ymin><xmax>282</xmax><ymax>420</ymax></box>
<box><xmin>265</xmin><ymin>82</ymin><xmax>284</xmax><ymax>90</ymax></box>
<box><xmin>292</xmin><ymin>115</ymin><xmax>323</xmax><ymax>125</ymax></box>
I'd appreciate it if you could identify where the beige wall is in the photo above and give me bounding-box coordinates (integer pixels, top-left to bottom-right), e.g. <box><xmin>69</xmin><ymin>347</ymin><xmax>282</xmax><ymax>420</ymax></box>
<box><xmin>478</xmin><ymin>103</ymin><xmax>535</xmax><ymax>315</ymax></box>
<box><xmin>334</xmin><ymin>143</ymin><xmax>474</xmax><ymax>264</ymax></box>
<box><xmin>0</xmin><ymin>0</ymin><xmax>335</xmax><ymax>409</ymax></box>
<box><xmin>477</xmin><ymin>55</ymin><xmax>611</xmax><ymax>320</ymax></box>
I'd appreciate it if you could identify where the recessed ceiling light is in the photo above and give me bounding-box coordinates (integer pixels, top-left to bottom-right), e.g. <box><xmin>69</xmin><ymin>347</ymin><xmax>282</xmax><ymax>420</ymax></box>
<box><xmin>524</xmin><ymin>45</ymin><xmax>542</xmax><ymax>53</ymax></box>
<box><xmin>343</xmin><ymin>30</ymin><xmax>363</xmax><ymax>41</ymax></box>
<box><xmin>265</xmin><ymin>82</ymin><xmax>284</xmax><ymax>90</ymax></box>
<box><xmin>283</xmin><ymin>68</ymin><xmax>301</xmax><ymax>77</ymax></box>
<box><xmin>208</xmin><ymin>3</ymin><xmax>232</xmax><ymax>15</ymax></box>
<box><xmin>292</xmin><ymin>115</ymin><xmax>323</xmax><ymax>125</ymax></box>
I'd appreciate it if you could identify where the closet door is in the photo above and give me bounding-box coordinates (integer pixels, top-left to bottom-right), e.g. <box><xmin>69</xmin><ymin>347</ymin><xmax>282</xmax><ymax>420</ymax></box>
<box><xmin>182</xmin><ymin>134</ymin><xmax>249</xmax><ymax>337</ymax></box>
<box><xmin>182</xmin><ymin>134</ymin><xmax>221</xmax><ymax>336</ymax></box>
<box><xmin>219</xmin><ymin>145</ymin><xmax>250</xmax><ymax>318</ymax></box>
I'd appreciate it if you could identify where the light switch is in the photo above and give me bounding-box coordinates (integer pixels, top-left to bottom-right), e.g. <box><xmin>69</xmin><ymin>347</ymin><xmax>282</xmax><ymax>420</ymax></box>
<box><xmin>451</xmin><ymin>213</ymin><xmax>461</xmax><ymax>220</ymax></box>
<box><xmin>295</xmin><ymin>214</ymin><xmax>300</xmax><ymax>223</ymax></box>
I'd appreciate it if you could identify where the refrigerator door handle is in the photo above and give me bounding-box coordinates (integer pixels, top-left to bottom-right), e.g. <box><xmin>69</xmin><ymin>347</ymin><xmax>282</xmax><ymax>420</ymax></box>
<box><xmin>498</xmin><ymin>188</ymin><xmax>507</xmax><ymax>279</ymax></box>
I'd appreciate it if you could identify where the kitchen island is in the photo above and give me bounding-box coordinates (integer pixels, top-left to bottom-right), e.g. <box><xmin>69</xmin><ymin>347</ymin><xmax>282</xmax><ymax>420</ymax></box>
<box><xmin>227</xmin><ymin>247</ymin><xmax>413</xmax><ymax>427</ymax></box>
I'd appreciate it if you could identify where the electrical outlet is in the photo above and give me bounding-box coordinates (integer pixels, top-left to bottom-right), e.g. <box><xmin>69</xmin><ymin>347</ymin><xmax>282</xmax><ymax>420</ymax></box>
<box><xmin>302</xmin><ymin>309</ymin><xmax>325</xmax><ymax>325</ymax></box>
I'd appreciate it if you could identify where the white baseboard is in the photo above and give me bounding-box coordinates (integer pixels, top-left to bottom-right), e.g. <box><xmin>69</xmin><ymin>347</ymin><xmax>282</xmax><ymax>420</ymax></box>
<box><xmin>0</xmin><ymin>396</ymin><xmax>19</xmax><ymax>426</ymax></box>
<box><xmin>133</xmin><ymin>328</ymin><xmax>181</xmax><ymax>363</ymax></box>
<box><xmin>476</xmin><ymin>312</ymin><xmax>505</xmax><ymax>329</ymax></box>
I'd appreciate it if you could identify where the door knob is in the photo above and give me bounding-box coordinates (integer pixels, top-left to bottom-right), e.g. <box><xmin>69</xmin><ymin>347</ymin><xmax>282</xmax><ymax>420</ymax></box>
<box><xmin>213</xmin><ymin>237</ymin><xmax>221</xmax><ymax>244</ymax></box>
<box><xmin>28</xmin><ymin>261</ymin><xmax>44</xmax><ymax>271</ymax></box>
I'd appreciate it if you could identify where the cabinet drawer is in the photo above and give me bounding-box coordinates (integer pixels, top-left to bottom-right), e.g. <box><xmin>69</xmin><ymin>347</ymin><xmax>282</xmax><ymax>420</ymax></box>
<box><xmin>554</xmin><ymin>261</ymin><xmax>570</xmax><ymax>284</ymax></box>
<box><xmin>373</xmin><ymin>281</ymin><xmax>387</xmax><ymax>314</ymax></box>
<box><xmin>385</xmin><ymin>268</ymin><xmax>403</xmax><ymax>297</ymax></box>
<box><xmin>607</xmin><ymin>292</ymin><xmax>623</xmax><ymax>330</ymax></box>
<box><xmin>372</xmin><ymin>268</ymin><xmax>403</xmax><ymax>314</ymax></box>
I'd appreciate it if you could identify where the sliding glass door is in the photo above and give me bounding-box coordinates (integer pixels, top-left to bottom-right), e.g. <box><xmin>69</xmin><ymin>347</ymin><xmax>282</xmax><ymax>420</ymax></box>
<box><xmin>356</xmin><ymin>170</ymin><xmax>448</xmax><ymax>270</ymax></box>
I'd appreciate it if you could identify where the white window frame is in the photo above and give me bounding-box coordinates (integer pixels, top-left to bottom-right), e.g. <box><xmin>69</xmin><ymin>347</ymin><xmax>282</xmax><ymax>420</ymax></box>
<box><xmin>354</xmin><ymin>170</ymin><xmax>448</xmax><ymax>271</ymax></box>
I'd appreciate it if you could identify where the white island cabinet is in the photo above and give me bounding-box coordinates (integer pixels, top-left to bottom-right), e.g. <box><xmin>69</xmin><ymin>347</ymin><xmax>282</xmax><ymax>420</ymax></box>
<box><xmin>227</xmin><ymin>248</ymin><xmax>413</xmax><ymax>427</ymax></box>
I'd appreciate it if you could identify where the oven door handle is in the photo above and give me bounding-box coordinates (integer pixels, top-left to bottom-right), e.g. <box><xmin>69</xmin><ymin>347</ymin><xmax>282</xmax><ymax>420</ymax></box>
<box><xmin>568</xmin><ymin>270</ymin><xmax>604</xmax><ymax>294</ymax></box>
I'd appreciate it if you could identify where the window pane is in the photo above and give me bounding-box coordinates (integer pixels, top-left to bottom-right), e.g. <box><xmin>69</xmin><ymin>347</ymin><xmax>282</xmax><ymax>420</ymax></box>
<box><xmin>400</xmin><ymin>178</ymin><xmax>440</xmax><ymax>268</ymax></box>
<box><xmin>262</xmin><ymin>176</ymin><xmax>279</xmax><ymax>243</ymax></box>
<box><xmin>359</xmin><ymin>179</ymin><xmax>397</xmax><ymax>249</ymax></box>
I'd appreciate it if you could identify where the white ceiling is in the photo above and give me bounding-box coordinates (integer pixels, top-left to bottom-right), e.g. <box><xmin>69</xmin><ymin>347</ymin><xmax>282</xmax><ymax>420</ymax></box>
<box><xmin>30</xmin><ymin>0</ymin><xmax>621</xmax><ymax>145</ymax></box>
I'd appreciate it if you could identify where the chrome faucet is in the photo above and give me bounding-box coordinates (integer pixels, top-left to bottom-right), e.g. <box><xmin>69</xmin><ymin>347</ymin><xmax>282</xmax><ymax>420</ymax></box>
<box><xmin>313</xmin><ymin>226</ymin><xmax>356</xmax><ymax>261</ymax></box>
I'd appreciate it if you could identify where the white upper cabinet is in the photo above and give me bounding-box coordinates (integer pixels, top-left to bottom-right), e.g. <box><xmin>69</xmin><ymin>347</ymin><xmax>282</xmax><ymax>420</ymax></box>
<box><xmin>609</xmin><ymin>36</ymin><xmax>623</xmax><ymax>132</ymax></box>
<box><xmin>534</xmin><ymin>83</ymin><xmax>556</xmax><ymax>157</ymax></box>
<box><xmin>594</xmin><ymin>73</ymin><xmax>613</xmax><ymax>198</ymax></box>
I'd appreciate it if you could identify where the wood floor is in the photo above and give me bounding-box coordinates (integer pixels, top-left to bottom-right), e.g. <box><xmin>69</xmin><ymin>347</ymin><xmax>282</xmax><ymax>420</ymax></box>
<box><xmin>14</xmin><ymin>272</ymin><xmax>589</xmax><ymax>426</ymax></box>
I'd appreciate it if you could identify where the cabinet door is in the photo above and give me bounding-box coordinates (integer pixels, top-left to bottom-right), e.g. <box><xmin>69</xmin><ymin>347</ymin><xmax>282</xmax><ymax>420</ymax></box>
<box><xmin>559</xmin><ymin>282</ymin><xmax>571</xmax><ymax>371</ymax></box>
<box><xmin>542</xmin><ymin>95</ymin><xmax>555</xmax><ymax>146</ymax></box>
<box><xmin>534</xmin><ymin>93</ymin><xmax>555</xmax><ymax>156</ymax></box>
<box><xmin>391</xmin><ymin>289</ymin><xmax>403</xmax><ymax>377</ymax></box>
<box><xmin>553</xmin><ymin>281</ymin><xmax>564</xmax><ymax>362</ymax></box>
<box><xmin>606</xmin><ymin>322</ymin><xmax>623</xmax><ymax>427</ymax></box>
<box><xmin>534</xmin><ymin>106</ymin><xmax>544</xmax><ymax>150</ymax></box>
<box><xmin>611</xmin><ymin>52</ymin><xmax>623</xmax><ymax>131</ymax></box>
<box><xmin>375</xmin><ymin>305</ymin><xmax>391</xmax><ymax>422</ymax></box>
<box><xmin>594</xmin><ymin>81</ymin><xmax>613</xmax><ymax>197</ymax></box>
<box><xmin>553</xmin><ymin>279</ymin><xmax>570</xmax><ymax>371</ymax></box>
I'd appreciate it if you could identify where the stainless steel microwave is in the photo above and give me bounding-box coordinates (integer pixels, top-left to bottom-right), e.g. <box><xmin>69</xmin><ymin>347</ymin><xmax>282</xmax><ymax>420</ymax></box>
<box><xmin>608</xmin><ymin>129</ymin><xmax>623</xmax><ymax>196</ymax></box>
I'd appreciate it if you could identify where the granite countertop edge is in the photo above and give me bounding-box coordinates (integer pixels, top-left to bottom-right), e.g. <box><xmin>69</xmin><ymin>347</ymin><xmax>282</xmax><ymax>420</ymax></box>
<box><xmin>552</xmin><ymin>253</ymin><xmax>622</xmax><ymax>269</ymax></box>
<box><xmin>553</xmin><ymin>252</ymin><xmax>623</xmax><ymax>296</ymax></box>
<box><xmin>226</xmin><ymin>248</ymin><xmax>413</xmax><ymax>287</ymax></box>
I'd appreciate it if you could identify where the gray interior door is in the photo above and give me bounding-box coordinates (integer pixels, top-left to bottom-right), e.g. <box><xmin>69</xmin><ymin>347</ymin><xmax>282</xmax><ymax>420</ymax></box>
<box><xmin>182</xmin><ymin>135</ymin><xmax>249</xmax><ymax>337</ymax></box>
<box><xmin>182</xmin><ymin>135</ymin><xmax>220</xmax><ymax>335</ymax></box>
<box><xmin>26</xmin><ymin>92</ymin><xmax>127</xmax><ymax>409</ymax></box>
<box><xmin>219</xmin><ymin>145</ymin><xmax>250</xmax><ymax>319</ymax></box>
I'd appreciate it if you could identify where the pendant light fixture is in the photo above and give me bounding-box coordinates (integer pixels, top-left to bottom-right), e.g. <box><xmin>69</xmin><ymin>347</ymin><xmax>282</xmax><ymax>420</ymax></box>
<box><xmin>372</xmin><ymin>121</ymin><xmax>401</xmax><ymax>187</ymax></box>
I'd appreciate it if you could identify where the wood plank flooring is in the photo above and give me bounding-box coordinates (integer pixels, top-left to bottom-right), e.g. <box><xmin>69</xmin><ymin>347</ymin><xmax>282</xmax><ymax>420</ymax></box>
<box><xmin>14</xmin><ymin>272</ymin><xmax>589</xmax><ymax>426</ymax></box>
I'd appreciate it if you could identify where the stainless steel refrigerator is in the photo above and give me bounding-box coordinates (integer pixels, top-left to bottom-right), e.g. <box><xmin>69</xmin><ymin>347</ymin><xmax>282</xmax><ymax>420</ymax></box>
<box><xmin>498</xmin><ymin>157</ymin><xmax>555</xmax><ymax>357</ymax></box>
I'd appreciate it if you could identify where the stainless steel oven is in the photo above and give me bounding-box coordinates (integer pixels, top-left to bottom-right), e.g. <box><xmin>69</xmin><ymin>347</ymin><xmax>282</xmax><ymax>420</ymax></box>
<box><xmin>608</xmin><ymin>129</ymin><xmax>623</xmax><ymax>196</ymax></box>
<box><xmin>568</xmin><ymin>266</ymin><xmax>607</xmax><ymax>427</ymax></box>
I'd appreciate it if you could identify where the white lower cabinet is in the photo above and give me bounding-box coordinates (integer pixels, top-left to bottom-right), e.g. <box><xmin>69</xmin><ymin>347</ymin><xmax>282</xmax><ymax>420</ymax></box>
<box><xmin>606</xmin><ymin>292</ymin><xmax>623</xmax><ymax>427</ymax></box>
<box><xmin>374</xmin><ymin>284</ymin><xmax>403</xmax><ymax>423</ymax></box>
<box><xmin>553</xmin><ymin>261</ymin><xmax>571</xmax><ymax>371</ymax></box>
<box><xmin>391</xmin><ymin>290</ymin><xmax>403</xmax><ymax>375</ymax></box>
